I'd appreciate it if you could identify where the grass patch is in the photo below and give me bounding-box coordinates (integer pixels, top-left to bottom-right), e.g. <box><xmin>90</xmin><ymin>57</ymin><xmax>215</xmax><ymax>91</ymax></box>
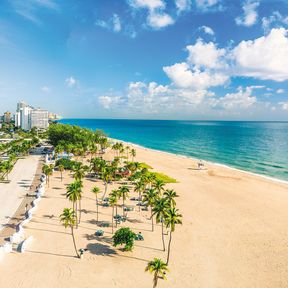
<box><xmin>139</xmin><ymin>162</ymin><xmax>153</xmax><ymax>169</ymax></box>
<box><xmin>152</xmin><ymin>172</ymin><xmax>177</xmax><ymax>183</ymax></box>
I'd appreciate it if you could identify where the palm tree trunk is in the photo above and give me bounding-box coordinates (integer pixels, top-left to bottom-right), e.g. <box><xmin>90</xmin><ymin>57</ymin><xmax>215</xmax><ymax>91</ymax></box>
<box><xmin>78</xmin><ymin>199</ymin><xmax>81</xmax><ymax>224</ymax></box>
<box><xmin>75</xmin><ymin>201</ymin><xmax>78</xmax><ymax>228</ymax></box>
<box><xmin>161</xmin><ymin>220</ymin><xmax>165</xmax><ymax>251</ymax></box>
<box><xmin>138</xmin><ymin>191</ymin><xmax>141</xmax><ymax>212</ymax></box>
<box><xmin>122</xmin><ymin>198</ymin><xmax>125</xmax><ymax>217</ymax></box>
<box><xmin>153</xmin><ymin>272</ymin><xmax>158</xmax><ymax>288</ymax></box>
<box><xmin>61</xmin><ymin>171</ymin><xmax>63</xmax><ymax>181</ymax></box>
<box><xmin>166</xmin><ymin>230</ymin><xmax>172</xmax><ymax>265</ymax></box>
<box><xmin>112</xmin><ymin>206</ymin><xmax>114</xmax><ymax>234</ymax></box>
<box><xmin>102</xmin><ymin>182</ymin><xmax>108</xmax><ymax>200</ymax></box>
<box><xmin>71</xmin><ymin>227</ymin><xmax>80</xmax><ymax>258</ymax></box>
<box><xmin>116</xmin><ymin>205</ymin><xmax>118</xmax><ymax>228</ymax></box>
<box><xmin>151</xmin><ymin>209</ymin><xmax>154</xmax><ymax>232</ymax></box>
<box><xmin>96</xmin><ymin>195</ymin><xmax>98</xmax><ymax>223</ymax></box>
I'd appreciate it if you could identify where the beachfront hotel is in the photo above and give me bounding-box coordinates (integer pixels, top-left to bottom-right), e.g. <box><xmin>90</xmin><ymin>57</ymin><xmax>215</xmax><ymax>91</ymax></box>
<box><xmin>15</xmin><ymin>101</ymin><xmax>49</xmax><ymax>131</ymax></box>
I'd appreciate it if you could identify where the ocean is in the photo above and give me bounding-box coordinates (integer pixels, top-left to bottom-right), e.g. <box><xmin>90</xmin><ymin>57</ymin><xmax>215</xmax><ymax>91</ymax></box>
<box><xmin>59</xmin><ymin>119</ymin><xmax>288</xmax><ymax>182</ymax></box>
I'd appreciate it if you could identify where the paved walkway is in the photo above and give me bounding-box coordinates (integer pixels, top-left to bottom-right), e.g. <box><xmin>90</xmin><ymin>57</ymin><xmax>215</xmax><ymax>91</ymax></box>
<box><xmin>0</xmin><ymin>154</ymin><xmax>41</xmax><ymax>232</ymax></box>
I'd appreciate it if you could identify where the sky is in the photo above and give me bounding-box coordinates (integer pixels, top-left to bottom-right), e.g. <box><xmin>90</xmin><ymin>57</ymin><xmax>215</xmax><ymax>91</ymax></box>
<box><xmin>0</xmin><ymin>0</ymin><xmax>288</xmax><ymax>120</ymax></box>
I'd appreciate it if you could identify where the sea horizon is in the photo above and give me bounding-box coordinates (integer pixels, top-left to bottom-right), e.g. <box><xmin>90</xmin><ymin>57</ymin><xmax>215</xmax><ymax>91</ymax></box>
<box><xmin>59</xmin><ymin>119</ymin><xmax>288</xmax><ymax>182</ymax></box>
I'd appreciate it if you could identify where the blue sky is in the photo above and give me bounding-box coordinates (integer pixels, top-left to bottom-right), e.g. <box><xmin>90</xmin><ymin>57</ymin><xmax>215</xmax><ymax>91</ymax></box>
<box><xmin>0</xmin><ymin>0</ymin><xmax>288</xmax><ymax>120</ymax></box>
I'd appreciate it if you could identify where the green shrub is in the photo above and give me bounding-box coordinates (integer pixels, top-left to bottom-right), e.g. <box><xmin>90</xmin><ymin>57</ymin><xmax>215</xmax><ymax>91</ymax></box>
<box><xmin>113</xmin><ymin>227</ymin><xmax>136</xmax><ymax>251</ymax></box>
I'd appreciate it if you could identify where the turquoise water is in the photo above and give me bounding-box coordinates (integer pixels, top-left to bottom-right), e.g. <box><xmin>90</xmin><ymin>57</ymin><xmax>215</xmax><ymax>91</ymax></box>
<box><xmin>59</xmin><ymin>119</ymin><xmax>288</xmax><ymax>182</ymax></box>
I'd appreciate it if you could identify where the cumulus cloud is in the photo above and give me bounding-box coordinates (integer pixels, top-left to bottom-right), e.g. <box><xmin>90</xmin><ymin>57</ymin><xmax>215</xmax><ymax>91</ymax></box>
<box><xmin>99</xmin><ymin>95</ymin><xmax>121</xmax><ymax>109</ymax></box>
<box><xmin>65</xmin><ymin>76</ymin><xmax>77</xmax><ymax>88</ymax></box>
<box><xmin>129</xmin><ymin>0</ymin><xmax>165</xmax><ymax>10</ymax></box>
<box><xmin>164</xmin><ymin>62</ymin><xmax>228</xmax><ymax>90</ymax></box>
<box><xmin>199</xmin><ymin>25</ymin><xmax>215</xmax><ymax>35</ymax></box>
<box><xmin>262</xmin><ymin>11</ymin><xmax>288</xmax><ymax>33</ymax></box>
<box><xmin>279</xmin><ymin>102</ymin><xmax>288</xmax><ymax>111</ymax></box>
<box><xmin>147</xmin><ymin>11</ymin><xmax>174</xmax><ymax>29</ymax></box>
<box><xmin>236</xmin><ymin>0</ymin><xmax>260</xmax><ymax>27</ymax></box>
<box><xmin>195</xmin><ymin>0</ymin><xmax>221</xmax><ymax>12</ymax></box>
<box><xmin>175</xmin><ymin>0</ymin><xmax>192</xmax><ymax>14</ymax></box>
<box><xmin>211</xmin><ymin>86</ymin><xmax>257</xmax><ymax>110</ymax></box>
<box><xmin>232</xmin><ymin>28</ymin><xmax>288</xmax><ymax>81</ymax></box>
<box><xmin>186</xmin><ymin>39</ymin><xmax>226</xmax><ymax>69</ymax></box>
<box><xmin>276</xmin><ymin>89</ymin><xmax>285</xmax><ymax>94</ymax></box>
<box><xmin>128</xmin><ymin>0</ymin><xmax>174</xmax><ymax>29</ymax></box>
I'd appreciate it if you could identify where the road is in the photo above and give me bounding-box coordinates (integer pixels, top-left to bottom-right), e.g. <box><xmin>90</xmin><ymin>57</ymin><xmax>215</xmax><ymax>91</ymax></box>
<box><xmin>0</xmin><ymin>154</ymin><xmax>41</xmax><ymax>231</ymax></box>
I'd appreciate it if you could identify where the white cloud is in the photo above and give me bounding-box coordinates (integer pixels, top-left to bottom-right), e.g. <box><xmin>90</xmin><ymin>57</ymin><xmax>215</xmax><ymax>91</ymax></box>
<box><xmin>112</xmin><ymin>14</ymin><xmax>122</xmax><ymax>32</ymax></box>
<box><xmin>195</xmin><ymin>0</ymin><xmax>220</xmax><ymax>11</ymax></box>
<box><xmin>235</xmin><ymin>0</ymin><xmax>260</xmax><ymax>27</ymax></box>
<box><xmin>147</xmin><ymin>11</ymin><xmax>174</xmax><ymax>29</ymax></box>
<box><xmin>175</xmin><ymin>0</ymin><xmax>192</xmax><ymax>13</ymax></box>
<box><xmin>163</xmin><ymin>62</ymin><xmax>228</xmax><ymax>90</ymax></box>
<box><xmin>279</xmin><ymin>102</ymin><xmax>288</xmax><ymax>111</ymax></box>
<box><xmin>41</xmin><ymin>86</ymin><xmax>50</xmax><ymax>93</ymax></box>
<box><xmin>129</xmin><ymin>0</ymin><xmax>165</xmax><ymax>10</ymax></box>
<box><xmin>186</xmin><ymin>39</ymin><xmax>226</xmax><ymax>69</ymax></box>
<box><xmin>232</xmin><ymin>28</ymin><xmax>288</xmax><ymax>81</ymax></box>
<box><xmin>65</xmin><ymin>77</ymin><xmax>77</xmax><ymax>88</ymax></box>
<box><xmin>95</xmin><ymin>14</ymin><xmax>122</xmax><ymax>33</ymax></box>
<box><xmin>212</xmin><ymin>86</ymin><xmax>257</xmax><ymax>110</ymax></box>
<box><xmin>200</xmin><ymin>25</ymin><xmax>215</xmax><ymax>35</ymax></box>
<box><xmin>99</xmin><ymin>95</ymin><xmax>121</xmax><ymax>109</ymax></box>
<box><xmin>276</xmin><ymin>89</ymin><xmax>285</xmax><ymax>94</ymax></box>
<box><xmin>262</xmin><ymin>11</ymin><xmax>288</xmax><ymax>33</ymax></box>
<box><xmin>128</xmin><ymin>0</ymin><xmax>174</xmax><ymax>29</ymax></box>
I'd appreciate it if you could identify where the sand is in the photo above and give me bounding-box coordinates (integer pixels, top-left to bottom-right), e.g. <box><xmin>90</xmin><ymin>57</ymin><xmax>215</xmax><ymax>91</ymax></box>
<box><xmin>0</xmin><ymin>145</ymin><xmax>288</xmax><ymax>288</ymax></box>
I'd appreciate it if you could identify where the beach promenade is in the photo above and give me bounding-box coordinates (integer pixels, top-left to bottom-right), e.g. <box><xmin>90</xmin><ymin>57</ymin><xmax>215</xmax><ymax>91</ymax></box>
<box><xmin>0</xmin><ymin>145</ymin><xmax>288</xmax><ymax>287</ymax></box>
<box><xmin>0</xmin><ymin>155</ymin><xmax>41</xmax><ymax>232</ymax></box>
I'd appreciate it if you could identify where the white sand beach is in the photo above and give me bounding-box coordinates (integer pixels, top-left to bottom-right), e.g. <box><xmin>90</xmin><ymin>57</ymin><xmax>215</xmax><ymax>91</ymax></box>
<box><xmin>0</xmin><ymin>145</ymin><xmax>288</xmax><ymax>287</ymax></box>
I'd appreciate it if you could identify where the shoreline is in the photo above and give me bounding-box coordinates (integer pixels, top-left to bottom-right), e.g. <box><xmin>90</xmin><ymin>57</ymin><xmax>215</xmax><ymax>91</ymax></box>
<box><xmin>110</xmin><ymin>137</ymin><xmax>288</xmax><ymax>186</ymax></box>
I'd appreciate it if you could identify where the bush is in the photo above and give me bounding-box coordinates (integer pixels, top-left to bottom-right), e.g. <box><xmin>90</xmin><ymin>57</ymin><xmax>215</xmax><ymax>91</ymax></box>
<box><xmin>55</xmin><ymin>158</ymin><xmax>80</xmax><ymax>170</ymax></box>
<box><xmin>113</xmin><ymin>227</ymin><xmax>136</xmax><ymax>251</ymax></box>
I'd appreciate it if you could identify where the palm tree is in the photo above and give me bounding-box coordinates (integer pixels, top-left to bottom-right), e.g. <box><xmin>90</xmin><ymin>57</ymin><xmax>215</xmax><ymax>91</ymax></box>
<box><xmin>118</xmin><ymin>185</ymin><xmax>130</xmax><ymax>216</ymax></box>
<box><xmin>152</xmin><ymin>198</ymin><xmax>169</xmax><ymax>251</ymax></box>
<box><xmin>42</xmin><ymin>164</ymin><xmax>53</xmax><ymax>187</ymax></box>
<box><xmin>110</xmin><ymin>189</ymin><xmax>120</xmax><ymax>227</ymax></box>
<box><xmin>145</xmin><ymin>258</ymin><xmax>169</xmax><ymax>288</ymax></box>
<box><xmin>125</xmin><ymin>146</ymin><xmax>130</xmax><ymax>160</ymax></box>
<box><xmin>75</xmin><ymin>180</ymin><xmax>83</xmax><ymax>224</ymax></box>
<box><xmin>143</xmin><ymin>188</ymin><xmax>157</xmax><ymax>232</ymax></box>
<box><xmin>91</xmin><ymin>186</ymin><xmax>101</xmax><ymax>222</ymax></box>
<box><xmin>134</xmin><ymin>180</ymin><xmax>145</xmax><ymax>212</ymax></box>
<box><xmin>60</xmin><ymin>208</ymin><xmax>80</xmax><ymax>258</ymax></box>
<box><xmin>101</xmin><ymin>168</ymin><xmax>113</xmax><ymax>200</ymax></box>
<box><xmin>164</xmin><ymin>207</ymin><xmax>182</xmax><ymax>265</ymax></box>
<box><xmin>58</xmin><ymin>164</ymin><xmax>64</xmax><ymax>181</ymax></box>
<box><xmin>153</xmin><ymin>179</ymin><xmax>165</xmax><ymax>195</ymax></box>
<box><xmin>109</xmin><ymin>195</ymin><xmax>117</xmax><ymax>234</ymax></box>
<box><xmin>163</xmin><ymin>189</ymin><xmax>178</xmax><ymax>208</ymax></box>
<box><xmin>73</xmin><ymin>165</ymin><xmax>86</xmax><ymax>181</ymax></box>
<box><xmin>66</xmin><ymin>181</ymin><xmax>81</xmax><ymax>227</ymax></box>
<box><xmin>130</xmin><ymin>148</ymin><xmax>136</xmax><ymax>162</ymax></box>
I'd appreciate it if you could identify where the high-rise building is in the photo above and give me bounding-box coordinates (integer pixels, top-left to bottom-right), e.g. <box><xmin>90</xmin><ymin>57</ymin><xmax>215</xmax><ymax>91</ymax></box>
<box><xmin>17</xmin><ymin>101</ymin><xmax>28</xmax><ymax>112</ymax></box>
<box><xmin>3</xmin><ymin>111</ymin><xmax>11</xmax><ymax>123</ymax></box>
<box><xmin>20</xmin><ymin>106</ymin><xmax>32</xmax><ymax>131</ymax></box>
<box><xmin>30</xmin><ymin>109</ymin><xmax>49</xmax><ymax>129</ymax></box>
<box><xmin>15</xmin><ymin>112</ymin><xmax>21</xmax><ymax>127</ymax></box>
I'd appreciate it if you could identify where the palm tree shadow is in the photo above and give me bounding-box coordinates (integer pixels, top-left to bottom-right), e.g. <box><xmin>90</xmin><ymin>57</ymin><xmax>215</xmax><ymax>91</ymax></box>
<box><xmin>26</xmin><ymin>249</ymin><xmax>75</xmax><ymax>258</ymax></box>
<box><xmin>86</xmin><ymin>243</ymin><xmax>117</xmax><ymax>256</ymax></box>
